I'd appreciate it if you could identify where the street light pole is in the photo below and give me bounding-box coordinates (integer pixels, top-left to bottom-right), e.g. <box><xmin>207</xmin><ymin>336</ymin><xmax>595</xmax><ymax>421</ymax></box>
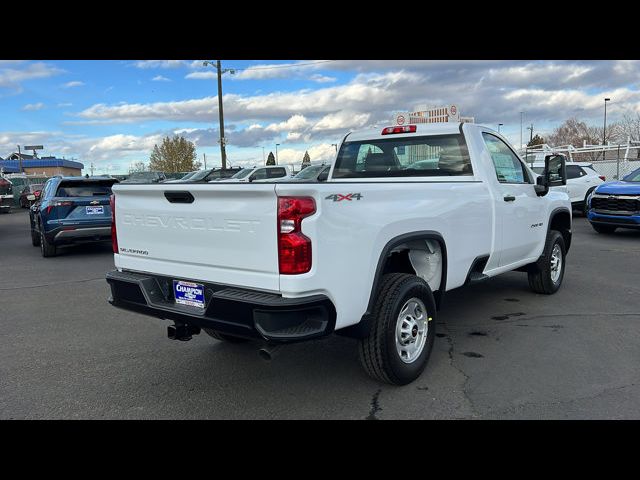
<box><xmin>520</xmin><ymin>112</ymin><xmax>524</xmax><ymax>149</ymax></box>
<box><xmin>603</xmin><ymin>97</ymin><xmax>611</xmax><ymax>155</ymax></box>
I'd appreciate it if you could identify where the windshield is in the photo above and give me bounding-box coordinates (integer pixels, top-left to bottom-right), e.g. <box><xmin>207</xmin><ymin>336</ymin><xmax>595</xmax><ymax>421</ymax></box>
<box><xmin>180</xmin><ymin>171</ymin><xmax>197</xmax><ymax>180</ymax></box>
<box><xmin>623</xmin><ymin>167</ymin><xmax>640</xmax><ymax>182</ymax></box>
<box><xmin>333</xmin><ymin>134</ymin><xmax>472</xmax><ymax>178</ymax></box>
<box><xmin>128</xmin><ymin>172</ymin><xmax>159</xmax><ymax>181</ymax></box>
<box><xmin>231</xmin><ymin>168</ymin><xmax>253</xmax><ymax>179</ymax></box>
<box><xmin>187</xmin><ymin>169</ymin><xmax>212</xmax><ymax>181</ymax></box>
<box><xmin>294</xmin><ymin>165</ymin><xmax>324</xmax><ymax>180</ymax></box>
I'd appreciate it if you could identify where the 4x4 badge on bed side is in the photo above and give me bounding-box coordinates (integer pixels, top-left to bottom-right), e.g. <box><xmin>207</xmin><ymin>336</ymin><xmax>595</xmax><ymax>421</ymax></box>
<box><xmin>325</xmin><ymin>193</ymin><xmax>363</xmax><ymax>202</ymax></box>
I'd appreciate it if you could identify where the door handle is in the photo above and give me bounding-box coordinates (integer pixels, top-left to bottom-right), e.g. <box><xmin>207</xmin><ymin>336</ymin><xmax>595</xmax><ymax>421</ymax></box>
<box><xmin>503</xmin><ymin>195</ymin><xmax>516</xmax><ymax>202</ymax></box>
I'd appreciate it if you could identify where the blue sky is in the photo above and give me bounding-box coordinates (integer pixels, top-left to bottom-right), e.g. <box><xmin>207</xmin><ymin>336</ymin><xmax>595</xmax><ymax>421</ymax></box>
<box><xmin>2</xmin><ymin>60</ymin><xmax>639</xmax><ymax>174</ymax></box>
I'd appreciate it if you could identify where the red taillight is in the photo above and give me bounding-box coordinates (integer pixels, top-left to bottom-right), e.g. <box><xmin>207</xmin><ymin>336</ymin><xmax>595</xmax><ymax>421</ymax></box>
<box><xmin>34</xmin><ymin>191</ymin><xmax>41</xmax><ymax>197</ymax></box>
<box><xmin>599</xmin><ymin>175</ymin><xmax>606</xmax><ymax>181</ymax></box>
<box><xmin>110</xmin><ymin>194</ymin><xmax>118</xmax><ymax>254</ymax></box>
<box><xmin>46</xmin><ymin>200</ymin><xmax>72</xmax><ymax>214</ymax></box>
<box><xmin>381</xmin><ymin>125</ymin><xmax>417</xmax><ymax>135</ymax></box>
<box><xmin>277</xmin><ymin>196</ymin><xmax>315</xmax><ymax>274</ymax></box>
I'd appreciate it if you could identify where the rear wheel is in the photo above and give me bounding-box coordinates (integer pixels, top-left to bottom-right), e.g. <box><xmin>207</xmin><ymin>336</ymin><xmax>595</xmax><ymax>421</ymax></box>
<box><xmin>203</xmin><ymin>328</ymin><xmax>249</xmax><ymax>343</ymax></box>
<box><xmin>528</xmin><ymin>230</ymin><xmax>566</xmax><ymax>294</ymax></box>
<box><xmin>592</xmin><ymin>224</ymin><xmax>617</xmax><ymax>234</ymax></box>
<box><xmin>40</xmin><ymin>229</ymin><xmax>57</xmax><ymax>257</ymax></box>
<box><xmin>358</xmin><ymin>273</ymin><xmax>436</xmax><ymax>385</ymax></box>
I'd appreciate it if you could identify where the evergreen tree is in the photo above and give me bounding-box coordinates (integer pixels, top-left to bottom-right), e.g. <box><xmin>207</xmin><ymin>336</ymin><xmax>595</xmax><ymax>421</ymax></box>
<box><xmin>266</xmin><ymin>151</ymin><xmax>276</xmax><ymax>166</ymax></box>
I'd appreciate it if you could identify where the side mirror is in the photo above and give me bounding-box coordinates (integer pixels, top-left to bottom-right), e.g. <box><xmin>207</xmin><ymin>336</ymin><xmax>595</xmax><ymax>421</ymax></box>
<box><xmin>318</xmin><ymin>170</ymin><xmax>329</xmax><ymax>182</ymax></box>
<box><xmin>545</xmin><ymin>154</ymin><xmax>567</xmax><ymax>187</ymax></box>
<box><xmin>534</xmin><ymin>154</ymin><xmax>567</xmax><ymax>197</ymax></box>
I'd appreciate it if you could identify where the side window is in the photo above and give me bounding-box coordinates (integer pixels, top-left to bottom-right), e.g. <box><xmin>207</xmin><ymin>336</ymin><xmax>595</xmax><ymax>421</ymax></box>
<box><xmin>267</xmin><ymin>168</ymin><xmax>286</xmax><ymax>178</ymax></box>
<box><xmin>252</xmin><ymin>169</ymin><xmax>268</xmax><ymax>180</ymax></box>
<box><xmin>565</xmin><ymin>165</ymin><xmax>585</xmax><ymax>179</ymax></box>
<box><xmin>482</xmin><ymin>133</ymin><xmax>530</xmax><ymax>184</ymax></box>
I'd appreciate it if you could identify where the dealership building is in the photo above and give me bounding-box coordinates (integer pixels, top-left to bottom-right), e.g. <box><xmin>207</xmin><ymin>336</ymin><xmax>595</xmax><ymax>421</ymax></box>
<box><xmin>0</xmin><ymin>155</ymin><xmax>84</xmax><ymax>176</ymax></box>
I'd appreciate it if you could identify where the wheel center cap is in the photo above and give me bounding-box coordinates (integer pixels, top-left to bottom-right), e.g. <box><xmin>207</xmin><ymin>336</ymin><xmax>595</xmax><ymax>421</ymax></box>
<box><xmin>412</xmin><ymin>325</ymin><xmax>418</xmax><ymax>337</ymax></box>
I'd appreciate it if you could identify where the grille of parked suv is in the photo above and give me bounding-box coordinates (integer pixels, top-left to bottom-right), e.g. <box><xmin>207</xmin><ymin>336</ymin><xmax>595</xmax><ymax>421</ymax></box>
<box><xmin>592</xmin><ymin>195</ymin><xmax>640</xmax><ymax>214</ymax></box>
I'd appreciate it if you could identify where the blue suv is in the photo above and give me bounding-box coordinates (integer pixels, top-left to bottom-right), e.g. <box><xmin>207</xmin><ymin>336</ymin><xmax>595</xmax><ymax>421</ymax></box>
<box><xmin>29</xmin><ymin>176</ymin><xmax>118</xmax><ymax>257</ymax></box>
<box><xmin>587</xmin><ymin>166</ymin><xmax>640</xmax><ymax>234</ymax></box>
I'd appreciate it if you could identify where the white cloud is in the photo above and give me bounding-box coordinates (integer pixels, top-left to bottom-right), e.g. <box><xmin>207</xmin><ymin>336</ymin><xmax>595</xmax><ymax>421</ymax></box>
<box><xmin>57</xmin><ymin>102</ymin><xmax>73</xmax><ymax>107</ymax></box>
<box><xmin>312</xmin><ymin>111</ymin><xmax>370</xmax><ymax>131</ymax></box>
<box><xmin>63</xmin><ymin>81</ymin><xmax>85</xmax><ymax>88</ymax></box>
<box><xmin>185</xmin><ymin>71</ymin><xmax>216</xmax><ymax>80</ymax></box>
<box><xmin>22</xmin><ymin>102</ymin><xmax>45</xmax><ymax>111</ymax></box>
<box><xmin>274</xmin><ymin>144</ymin><xmax>336</xmax><ymax>165</ymax></box>
<box><xmin>133</xmin><ymin>60</ymin><xmax>188</xmax><ymax>69</ymax></box>
<box><xmin>152</xmin><ymin>75</ymin><xmax>171</xmax><ymax>82</ymax></box>
<box><xmin>265</xmin><ymin>114</ymin><xmax>311</xmax><ymax>132</ymax></box>
<box><xmin>0</xmin><ymin>62</ymin><xmax>64</xmax><ymax>90</ymax></box>
<box><xmin>309</xmin><ymin>74</ymin><xmax>336</xmax><ymax>83</ymax></box>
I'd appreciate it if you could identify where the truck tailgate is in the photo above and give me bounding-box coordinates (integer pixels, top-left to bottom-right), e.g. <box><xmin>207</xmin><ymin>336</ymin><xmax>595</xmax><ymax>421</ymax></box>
<box><xmin>112</xmin><ymin>183</ymin><xmax>280</xmax><ymax>292</ymax></box>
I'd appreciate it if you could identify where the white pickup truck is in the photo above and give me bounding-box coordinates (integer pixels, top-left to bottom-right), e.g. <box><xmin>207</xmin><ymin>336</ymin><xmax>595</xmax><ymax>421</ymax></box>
<box><xmin>106</xmin><ymin>122</ymin><xmax>571</xmax><ymax>385</ymax></box>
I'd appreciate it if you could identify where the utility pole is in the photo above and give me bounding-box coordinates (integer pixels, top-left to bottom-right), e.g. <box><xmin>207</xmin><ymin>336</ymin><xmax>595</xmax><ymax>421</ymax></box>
<box><xmin>275</xmin><ymin>144</ymin><xmax>280</xmax><ymax>165</ymax></box>
<box><xmin>216</xmin><ymin>60</ymin><xmax>226</xmax><ymax>169</ymax></box>
<box><xmin>603</xmin><ymin>98</ymin><xmax>611</xmax><ymax>160</ymax></box>
<box><xmin>528</xmin><ymin>124</ymin><xmax>534</xmax><ymax>144</ymax></box>
<box><xmin>90</xmin><ymin>162</ymin><xmax>95</xmax><ymax>176</ymax></box>
<box><xmin>262</xmin><ymin>147</ymin><xmax>265</xmax><ymax>165</ymax></box>
<box><xmin>203</xmin><ymin>153</ymin><xmax>207</xmax><ymax>170</ymax></box>
<box><xmin>203</xmin><ymin>60</ymin><xmax>236</xmax><ymax>170</ymax></box>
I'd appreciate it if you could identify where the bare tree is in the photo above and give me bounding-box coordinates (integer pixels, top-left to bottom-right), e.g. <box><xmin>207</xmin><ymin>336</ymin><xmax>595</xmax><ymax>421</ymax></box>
<box><xmin>616</xmin><ymin>111</ymin><xmax>640</xmax><ymax>158</ymax></box>
<box><xmin>129</xmin><ymin>161</ymin><xmax>148</xmax><ymax>173</ymax></box>
<box><xmin>547</xmin><ymin>117</ymin><xmax>622</xmax><ymax>161</ymax></box>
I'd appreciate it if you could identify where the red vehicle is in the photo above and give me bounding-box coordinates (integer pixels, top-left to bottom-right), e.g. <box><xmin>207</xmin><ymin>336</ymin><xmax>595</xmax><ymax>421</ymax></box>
<box><xmin>0</xmin><ymin>177</ymin><xmax>13</xmax><ymax>214</ymax></box>
<box><xmin>19</xmin><ymin>183</ymin><xmax>44</xmax><ymax>208</ymax></box>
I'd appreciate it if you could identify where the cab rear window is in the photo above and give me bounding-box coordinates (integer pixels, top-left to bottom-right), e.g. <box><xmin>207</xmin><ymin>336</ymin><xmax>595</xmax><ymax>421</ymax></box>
<box><xmin>55</xmin><ymin>181</ymin><xmax>116</xmax><ymax>197</ymax></box>
<box><xmin>332</xmin><ymin>134</ymin><xmax>472</xmax><ymax>178</ymax></box>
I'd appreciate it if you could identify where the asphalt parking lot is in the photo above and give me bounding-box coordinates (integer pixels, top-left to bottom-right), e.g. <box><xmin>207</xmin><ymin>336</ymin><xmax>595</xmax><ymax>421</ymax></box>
<box><xmin>1</xmin><ymin>207</ymin><xmax>639</xmax><ymax>419</ymax></box>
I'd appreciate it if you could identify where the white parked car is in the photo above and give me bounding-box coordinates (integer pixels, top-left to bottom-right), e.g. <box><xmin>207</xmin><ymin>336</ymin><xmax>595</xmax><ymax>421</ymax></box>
<box><xmin>215</xmin><ymin>165</ymin><xmax>291</xmax><ymax>183</ymax></box>
<box><xmin>532</xmin><ymin>161</ymin><xmax>605</xmax><ymax>215</ymax></box>
<box><xmin>107</xmin><ymin>123</ymin><xmax>571</xmax><ymax>385</ymax></box>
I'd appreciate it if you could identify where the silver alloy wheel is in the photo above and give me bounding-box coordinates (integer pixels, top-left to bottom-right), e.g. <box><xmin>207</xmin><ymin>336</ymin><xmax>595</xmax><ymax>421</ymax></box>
<box><xmin>550</xmin><ymin>243</ymin><xmax>563</xmax><ymax>283</ymax></box>
<box><xmin>395</xmin><ymin>297</ymin><xmax>429</xmax><ymax>364</ymax></box>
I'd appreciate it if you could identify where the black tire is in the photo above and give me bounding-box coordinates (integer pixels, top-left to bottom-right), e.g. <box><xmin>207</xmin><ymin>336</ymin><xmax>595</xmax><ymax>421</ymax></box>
<box><xmin>592</xmin><ymin>223</ymin><xmax>617</xmax><ymax>234</ymax></box>
<box><xmin>203</xmin><ymin>328</ymin><xmax>249</xmax><ymax>343</ymax></box>
<box><xmin>358</xmin><ymin>273</ymin><xmax>436</xmax><ymax>385</ymax></box>
<box><xmin>40</xmin><ymin>229</ymin><xmax>57</xmax><ymax>257</ymax></box>
<box><xmin>527</xmin><ymin>230</ymin><xmax>566</xmax><ymax>294</ymax></box>
<box><xmin>31</xmin><ymin>228</ymin><xmax>40</xmax><ymax>247</ymax></box>
<box><xmin>582</xmin><ymin>188</ymin><xmax>596</xmax><ymax>216</ymax></box>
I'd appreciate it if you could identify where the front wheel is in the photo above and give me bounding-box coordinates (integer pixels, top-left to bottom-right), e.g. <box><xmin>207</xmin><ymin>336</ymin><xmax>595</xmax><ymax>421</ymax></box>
<box><xmin>528</xmin><ymin>230</ymin><xmax>566</xmax><ymax>294</ymax></box>
<box><xmin>358</xmin><ymin>273</ymin><xmax>436</xmax><ymax>385</ymax></box>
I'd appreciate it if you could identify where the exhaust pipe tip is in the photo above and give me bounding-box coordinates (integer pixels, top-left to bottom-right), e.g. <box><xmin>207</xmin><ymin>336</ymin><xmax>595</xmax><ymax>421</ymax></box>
<box><xmin>258</xmin><ymin>348</ymin><xmax>273</xmax><ymax>361</ymax></box>
<box><xmin>258</xmin><ymin>344</ymin><xmax>283</xmax><ymax>361</ymax></box>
